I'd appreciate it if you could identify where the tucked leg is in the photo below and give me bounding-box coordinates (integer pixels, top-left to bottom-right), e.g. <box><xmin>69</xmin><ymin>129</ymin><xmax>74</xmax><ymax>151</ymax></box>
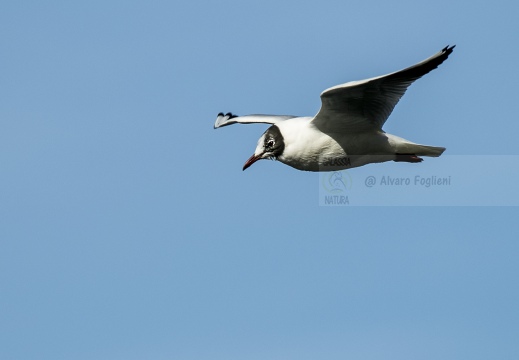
<box><xmin>394</xmin><ymin>154</ymin><xmax>423</xmax><ymax>163</ymax></box>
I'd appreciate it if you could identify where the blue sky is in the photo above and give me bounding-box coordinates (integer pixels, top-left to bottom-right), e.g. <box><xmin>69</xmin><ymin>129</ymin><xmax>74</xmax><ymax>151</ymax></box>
<box><xmin>1</xmin><ymin>1</ymin><xmax>519</xmax><ymax>359</ymax></box>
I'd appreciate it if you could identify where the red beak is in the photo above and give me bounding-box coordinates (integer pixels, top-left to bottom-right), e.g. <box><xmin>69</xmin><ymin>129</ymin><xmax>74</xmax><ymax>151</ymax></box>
<box><xmin>243</xmin><ymin>153</ymin><xmax>263</xmax><ymax>171</ymax></box>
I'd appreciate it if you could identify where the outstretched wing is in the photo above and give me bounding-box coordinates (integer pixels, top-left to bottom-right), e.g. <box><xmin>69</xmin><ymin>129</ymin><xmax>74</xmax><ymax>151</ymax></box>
<box><xmin>214</xmin><ymin>112</ymin><xmax>297</xmax><ymax>129</ymax></box>
<box><xmin>312</xmin><ymin>45</ymin><xmax>455</xmax><ymax>134</ymax></box>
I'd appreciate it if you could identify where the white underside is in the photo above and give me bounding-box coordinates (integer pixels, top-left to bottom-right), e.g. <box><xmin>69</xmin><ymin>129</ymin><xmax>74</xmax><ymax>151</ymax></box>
<box><xmin>274</xmin><ymin>117</ymin><xmax>444</xmax><ymax>172</ymax></box>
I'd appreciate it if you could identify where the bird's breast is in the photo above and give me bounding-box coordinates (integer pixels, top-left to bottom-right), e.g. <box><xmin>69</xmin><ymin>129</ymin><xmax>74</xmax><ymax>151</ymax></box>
<box><xmin>277</xmin><ymin>125</ymin><xmax>394</xmax><ymax>171</ymax></box>
<box><xmin>278</xmin><ymin>128</ymin><xmax>348</xmax><ymax>171</ymax></box>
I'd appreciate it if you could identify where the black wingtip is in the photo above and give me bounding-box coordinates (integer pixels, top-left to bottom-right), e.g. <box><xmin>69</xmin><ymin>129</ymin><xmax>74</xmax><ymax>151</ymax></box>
<box><xmin>214</xmin><ymin>112</ymin><xmax>239</xmax><ymax>129</ymax></box>
<box><xmin>442</xmin><ymin>45</ymin><xmax>456</xmax><ymax>54</ymax></box>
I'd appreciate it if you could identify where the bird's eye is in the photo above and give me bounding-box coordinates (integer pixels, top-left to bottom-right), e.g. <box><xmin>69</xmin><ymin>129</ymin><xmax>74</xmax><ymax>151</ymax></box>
<box><xmin>266</xmin><ymin>139</ymin><xmax>274</xmax><ymax>148</ymax></box>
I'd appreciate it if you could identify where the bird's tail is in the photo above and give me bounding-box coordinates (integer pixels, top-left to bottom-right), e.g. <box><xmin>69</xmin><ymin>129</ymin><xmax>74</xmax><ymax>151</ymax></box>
<box><xmin>393</xmin><ymin>144</ymin><xmax>445</xmax><ymax>163</ymax></box>
<box><xmin>391</xmin><ymin>137</ymin><xmax>446</xmax><ymax>157</ymax></box>
<box><xmin>411</xmin><ymin>144</ymin><xmax>446</xmax><ymax>157</ymax></box>
<box><xmin>388</xmin><ymin>134</ymin><xmax>446</xmax><ymax>160</ymax></box>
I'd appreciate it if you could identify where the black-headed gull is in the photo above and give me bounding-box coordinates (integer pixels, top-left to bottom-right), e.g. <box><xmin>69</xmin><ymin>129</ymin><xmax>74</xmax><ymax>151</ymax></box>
<box><xmin>214</xmin><ymin>45</ymin><xmax>455</xmax><ymax>172</ymax></box>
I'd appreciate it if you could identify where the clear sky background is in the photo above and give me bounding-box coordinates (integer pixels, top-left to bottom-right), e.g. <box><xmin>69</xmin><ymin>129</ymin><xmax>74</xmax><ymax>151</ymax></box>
<box><xmin>1</xmin><ymin>1</ymin><xmax>519</xmax><ymax>359</ymax></box>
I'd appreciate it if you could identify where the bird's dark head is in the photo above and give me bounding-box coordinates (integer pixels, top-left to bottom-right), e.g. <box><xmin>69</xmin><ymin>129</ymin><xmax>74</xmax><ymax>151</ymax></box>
<box><xmin>243</xmin><ymin>125</ymin><xmax>285</xmax><ymax>170</ymax></box>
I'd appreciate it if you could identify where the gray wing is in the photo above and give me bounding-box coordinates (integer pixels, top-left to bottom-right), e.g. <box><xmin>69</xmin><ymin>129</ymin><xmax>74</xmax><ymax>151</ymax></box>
<box><xmin>312</xmin><ymin>45</ymin><xmax>455</xmax><ymax>134</ymax></box>
<box><xmin>214</xmin><ymin>112</ymin><xmax>298</xmax><ymax>129</ymax></box>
